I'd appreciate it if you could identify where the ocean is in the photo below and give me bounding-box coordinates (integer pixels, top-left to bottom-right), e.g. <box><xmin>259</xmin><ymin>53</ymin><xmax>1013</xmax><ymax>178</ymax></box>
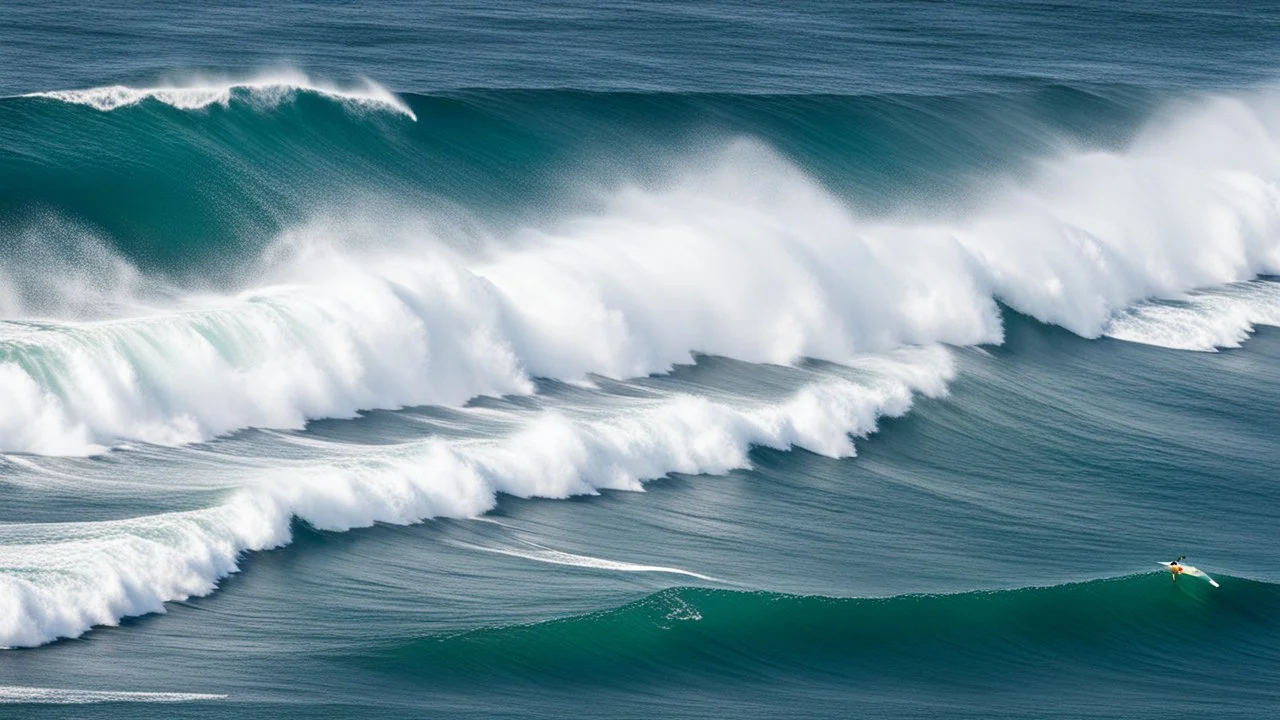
<box><xmin>2</xmin><ymin>1</ymin><xmax>1279</xmax><ymax>717</ymax></box>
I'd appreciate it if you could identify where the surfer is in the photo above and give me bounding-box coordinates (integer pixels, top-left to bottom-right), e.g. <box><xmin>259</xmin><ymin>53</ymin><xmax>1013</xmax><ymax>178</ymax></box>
<box><xmin>1168</xmin><ymin>555</ymin><xmax>1187</xmax><ymax>583</ymax></box>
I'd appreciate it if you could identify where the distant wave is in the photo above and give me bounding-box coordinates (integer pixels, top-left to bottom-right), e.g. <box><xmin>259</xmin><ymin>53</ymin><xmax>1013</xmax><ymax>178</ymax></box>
<box><xmin>18</xmin><ymin>71</ymin><xmax>416</xmax><ymax>119</ymax></box>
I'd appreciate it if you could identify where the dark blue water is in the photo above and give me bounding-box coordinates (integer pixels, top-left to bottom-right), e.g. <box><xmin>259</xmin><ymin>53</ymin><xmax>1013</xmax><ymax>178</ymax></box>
<box><xmin>2</xmin><ymin>2</ymin><xmax>1279</xmax><ymax>717</ymax></box>
<box><xmin>3</xmin><ymin>1</ymin><xmax>1278</xmax><ymax>96</ymax></box>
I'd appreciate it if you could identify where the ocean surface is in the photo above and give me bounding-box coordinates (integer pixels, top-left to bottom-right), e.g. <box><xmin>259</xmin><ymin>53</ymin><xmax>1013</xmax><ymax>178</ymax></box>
<box><xmin>3</xmin><ymin>1</ymin><xmax>1280</xmax><ymax>717</ymax></box>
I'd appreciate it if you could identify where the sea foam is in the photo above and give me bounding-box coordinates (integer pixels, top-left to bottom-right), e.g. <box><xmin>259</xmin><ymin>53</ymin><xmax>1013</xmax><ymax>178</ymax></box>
<box><xmin>1105</xmin><ymin>279</ymin><xmax>1280</xmax><ymax>351</ymax></box>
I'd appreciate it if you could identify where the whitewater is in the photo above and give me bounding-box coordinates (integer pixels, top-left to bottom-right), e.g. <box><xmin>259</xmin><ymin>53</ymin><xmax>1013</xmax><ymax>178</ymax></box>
<box><xmin>3</xmin><ymin>78</ymin><xmax>1280</xmax><ymax>647</ymax></box>
<box><xmin>5</xmin><ymin>83</ymin><xmax>1280</xmax><ymax>458</ymax></box>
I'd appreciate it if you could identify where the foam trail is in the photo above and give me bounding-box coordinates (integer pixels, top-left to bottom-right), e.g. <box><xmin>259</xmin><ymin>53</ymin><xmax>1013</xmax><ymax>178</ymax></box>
<box><xmin>21</xmin><ymin>70</ymin><xmax>416</xmax><ymax>119</ymax></box>
<box><xmin>0</xmin><ymin>686</ymin><xmax>225</xmax><ymax>704</ymax></box>
<box><xmin>0</xmin><ymin>347</ymin><xmax>949</xmax><ymax>647</ymax></box>
<box><xmin>1104</xmin><ymin>279</ymin><xmax>1280</xmax><ymax>351</ymax></box>
<box><xmin>456</xmin><ymin>541</ymin><xmax>721</xmax><ymax>582</ymax></box>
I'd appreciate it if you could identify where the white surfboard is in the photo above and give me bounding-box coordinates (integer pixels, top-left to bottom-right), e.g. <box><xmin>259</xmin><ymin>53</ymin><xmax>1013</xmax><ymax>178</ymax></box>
<box><xmin>1160</xmin><ymin>561</ymin><xmax>1220</xmax><ymax>587</ymax></box>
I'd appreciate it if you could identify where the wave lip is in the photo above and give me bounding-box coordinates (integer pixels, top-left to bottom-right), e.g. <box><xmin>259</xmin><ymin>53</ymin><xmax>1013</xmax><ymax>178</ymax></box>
<box><xmin>19</xmin><ymin>70</ymin><xmax>416</xmax><ymax>119</ymax></box>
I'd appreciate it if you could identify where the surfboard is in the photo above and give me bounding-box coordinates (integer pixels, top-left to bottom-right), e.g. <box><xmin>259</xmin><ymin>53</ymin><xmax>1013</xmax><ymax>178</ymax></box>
<box><xmin>1160</xmin><ymin>561</ymin><xmax>1220</xmax><ymax>587</ymax></box>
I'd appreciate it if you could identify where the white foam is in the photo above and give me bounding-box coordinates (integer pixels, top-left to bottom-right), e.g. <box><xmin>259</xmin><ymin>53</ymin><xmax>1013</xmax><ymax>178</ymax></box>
<box><xmin>1104</xmin><ymin>279</ymin><xmax>1280</xmax><ymax>351</ymax></box>
<box><xmin>0</xmin><ymin>347</ymin><xmax>948</xmax><ymax>647</ymax></box>
<box><xmin>4</xmin><ymin>89</ymin><xmax>1279</xmax><ymax>454</ymax></box>
<box><xmin>22</xmin><ymin>70</ymin><xmax>416</xmax><ymax>120</ymax></box>
<box><xmin>0</xmin><ymin>686</ymin><xmax>225</xmax><ymax>704</ymax></box>
<box><xmin>0</xmin><ymin>163</ymin><xmax>986</xmax><ymax>456</ymax></box>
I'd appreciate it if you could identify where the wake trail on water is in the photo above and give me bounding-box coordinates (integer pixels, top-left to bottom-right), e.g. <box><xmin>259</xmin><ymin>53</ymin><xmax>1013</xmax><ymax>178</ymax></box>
<box><xmin>453</xmin><ymin>540</ymin><xmax>723</xmax><ymax>582</ymax></box>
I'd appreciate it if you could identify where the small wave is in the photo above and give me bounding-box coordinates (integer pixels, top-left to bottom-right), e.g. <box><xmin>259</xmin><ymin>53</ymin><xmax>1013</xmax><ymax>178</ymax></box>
<box><xmin>0</xmin><ymin>686</ymin><xmax>225</xmax><ymax>704</ymax></box>
<box><xmin>20</xmin><ymin>70</ymin><xmax>416</xmax><ymax>119</ymax></box>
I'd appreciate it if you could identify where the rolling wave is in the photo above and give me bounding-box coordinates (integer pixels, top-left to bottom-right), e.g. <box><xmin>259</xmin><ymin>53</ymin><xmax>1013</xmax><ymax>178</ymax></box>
<box><xmin>0</xmin><ymin>350</ymin><xmax>946</xmax><ymax>647</ymax></box>
<box><xmin>3</xmin><ymin>84</ymin><xmax>1280</xmax><ymax>454</ymax></box>
<box><xmin>360</xmin><ymin>574</ymin><xmax>1280</xmax><ymax>688</ymax></box>
<box><xmin>0</xmin><ymin>83</ymin><xmax>1136</xmax><ymax>275</ymax></box>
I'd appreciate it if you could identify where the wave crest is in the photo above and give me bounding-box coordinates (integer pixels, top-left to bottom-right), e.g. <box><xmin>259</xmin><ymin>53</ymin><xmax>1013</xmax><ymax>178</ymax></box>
<box><xmin>20</xmin><ymin>70</ymin><xmax>416</xmax><ymax>119</ymax></box>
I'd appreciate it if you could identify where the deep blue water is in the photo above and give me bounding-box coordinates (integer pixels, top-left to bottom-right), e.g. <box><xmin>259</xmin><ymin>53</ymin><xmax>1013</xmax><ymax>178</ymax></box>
<box><xmin>2</xmin><ymin>2</ymin><xmax>1280</xmax><ymax>718</ymax></box>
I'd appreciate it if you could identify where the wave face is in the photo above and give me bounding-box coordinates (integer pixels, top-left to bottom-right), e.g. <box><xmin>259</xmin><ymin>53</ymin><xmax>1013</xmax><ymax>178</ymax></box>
<box><xmin>3</xmin><ymin>83</ymin><xmax>1151</xmax><ymax>275</ymax></box>
<box><xmin>363</xmin><ymin>575</ymin><xmax>1280</xmax><ymax>695</ymax></box>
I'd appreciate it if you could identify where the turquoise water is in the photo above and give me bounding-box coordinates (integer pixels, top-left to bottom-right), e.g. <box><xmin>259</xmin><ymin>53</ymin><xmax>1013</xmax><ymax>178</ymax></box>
<box><xmin>2</xmin><ymin>2</ymin><xmax>1280</xmax><ymax>717</ymax></box>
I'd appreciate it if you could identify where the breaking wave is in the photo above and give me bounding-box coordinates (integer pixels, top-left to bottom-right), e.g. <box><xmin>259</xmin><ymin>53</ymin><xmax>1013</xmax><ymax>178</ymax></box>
<box><xmin>0</xmin><ymin>347</ymin><xmax>947</xmax><ymax>647</ymax></box>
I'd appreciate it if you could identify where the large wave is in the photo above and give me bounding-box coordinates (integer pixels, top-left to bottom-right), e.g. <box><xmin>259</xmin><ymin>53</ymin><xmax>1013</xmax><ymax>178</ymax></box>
<box><xmin>3</xmin><ymin>87</ymin><xmax>1280</xmax><ymax>454</ymax></box>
